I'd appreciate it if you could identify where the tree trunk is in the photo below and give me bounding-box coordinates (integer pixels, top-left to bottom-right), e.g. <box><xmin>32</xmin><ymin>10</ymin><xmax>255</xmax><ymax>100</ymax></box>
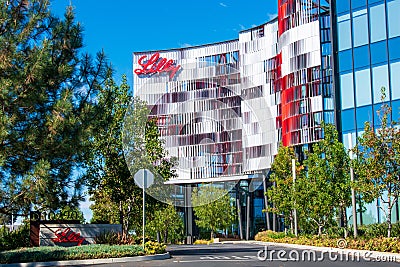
<box><xmin>211</xmin><ymin>230</ymin><xmax>214</xmax><ymax>241</ymax></box>
<box><xmin>318</xmin><ymin>225</ymin><xmax>323</xmax><ymax>236</ymax></box>
<box><xmin>164</xmin><ymin>229</ymin><xmax>168</xmax><ymax>243</ymax></box>
<box><xmin>119</xmin><ymin>202</ymin><xmax>126</xmax><ymax>237</ymax></box>
<box><xmin>342</xmin><ymin>206</ymin><xmax>348</xmax><ymax>238</ymax></box>
<box><xmin>157</xmin><ymin>232</ymin><xmax>160</xmax><ymax>243</ymax></box>
<box><xmin>387</xmin><ymin>210</ymin><xmax>392</xmax><ymax>238</ymax></box>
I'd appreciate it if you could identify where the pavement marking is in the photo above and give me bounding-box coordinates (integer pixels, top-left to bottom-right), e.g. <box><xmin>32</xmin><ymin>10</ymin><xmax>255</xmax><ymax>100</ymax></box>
<box><xmin>173</xmin><ymin>255</ymin><xmax>259</xmax><ymax>263</ymax></box>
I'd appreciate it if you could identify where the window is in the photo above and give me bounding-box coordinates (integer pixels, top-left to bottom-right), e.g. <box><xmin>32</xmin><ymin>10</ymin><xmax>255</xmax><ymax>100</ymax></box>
<box><xmin>388</xmin><ymin>0</ymin><xmax>400</xmax><ymax>38</ymax></box>
<box><xmin>369</xmin><ymin>3</ymin><xmax>387</xmax><ymax>43</ymax></box>
<box><xmin>342</xmin><ymin>132</ymin><xmax>357</xmax><ymax>150</ymax></box>
<box><xmin>340</xmin><ymin>72</ymin><xmax>355</xmax><ymax>109</ymax></box>
<box><xmin>339</xmin><ymin>49</ymin><xmax>353</xmax><ymax>72</ymax></box>
<box><xmin>337</xmin><ymin>0</ymin><xmax>351</xmax><ymax>14</ymax></box>
<box><xmin>352</xmin><ymin>9</ymin><xmax>369</xmax><ymax>47</ymax></box>
<box><xmin>389</xmin><ymin>37</ymin><xmax>400</xmax><ymax>60</ymax></box>
<box><xmin>372</xmin><ymin>65</ymin><xmax>389</xmax><ymax>103</ymax></box>
<box><xmin>355</xmin><ymin>68</ymin><xmax>372</xmax><ymax>106</ymax></box>
<box><xmin>341</xmin><ymin>109</ymin><xmax>356</xmax><ymax>131</ymax></box>
<box><xmin>356</xmin><ymin>105</ymin><xmax>373</xmax><ymax>128</ymax></box>
<box><xmin>390</xmin><ymin>61</ymin><xmax>400</xmax><ymax>100</ymax></box>
<box><xmin>351</xmin><ymin>0</ymin><xmax>367</xmax><ymax>9</ymax></box>
<box><xmin>370</xmin><ymin>41</ymin><xmax>387</xmax><ymax>64</ymax></box>
<box><xmin>353</xmin><ymin>45</ymin><xmax>370</xmax><ymax>69</ymax></box>
<box><xmin>392</xmin><ymin>100</ymin><xmax>400</xmax><ymax>121</ymax></box>
<box><xmin>338</xmin><ymin>15</ymin><xmax>352</xmax><ymax>51</ymax></box>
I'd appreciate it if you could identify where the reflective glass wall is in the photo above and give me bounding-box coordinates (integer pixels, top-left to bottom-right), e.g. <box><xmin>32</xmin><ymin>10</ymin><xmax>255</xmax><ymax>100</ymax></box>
<box><xmin>334</xmin><ymin>0</ymin><xmax>400</xmax><ymax>224</ymax></box>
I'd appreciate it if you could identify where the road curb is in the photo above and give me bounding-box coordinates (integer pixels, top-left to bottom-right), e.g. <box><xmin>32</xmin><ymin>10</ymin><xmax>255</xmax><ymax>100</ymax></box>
<box><xmin>0</xmin><ymin>252</ymin><xmax>170</xmax><ymax>267</ymax></box>
<box><xmin>223</xmin><ymin>240</ymin><xmax>400</xmax><ymax>263</ymax></box>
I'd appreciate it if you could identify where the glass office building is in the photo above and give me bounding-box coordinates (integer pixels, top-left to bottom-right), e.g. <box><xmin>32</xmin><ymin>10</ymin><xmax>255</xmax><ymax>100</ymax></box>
<box><xmin>333</xmin><ymin>0</ymin><xmax>400</xmax><ymax>224</ymax></box>
<box><xmin>132</xmin><ymin>0</ymin><xmax>400</xmax><ymax>237</ymax></box>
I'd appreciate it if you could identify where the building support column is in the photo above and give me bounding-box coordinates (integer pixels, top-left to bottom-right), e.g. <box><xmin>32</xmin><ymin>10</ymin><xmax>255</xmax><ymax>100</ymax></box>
<box><xmin>263</xmin><ymin>177</ymin><xmax>271</xmax><ymax>230</ymax></box>
<box><xmin>236</xmin><ymin>184</ymin><xmax>243</xmax><ymax>240</ymax></box>
<box><xmin>246</xmin><ymin>193</ymin><xmax>250</xmax><ymax>240</ymax></box>
<box><xmin>184</xmin><ymin>185</ymin><xmax>193</xmax><ymax>244</ymax></box>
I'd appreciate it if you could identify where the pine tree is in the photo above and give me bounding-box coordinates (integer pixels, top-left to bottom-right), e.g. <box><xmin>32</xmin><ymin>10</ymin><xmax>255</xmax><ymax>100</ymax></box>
<box><xmin>0</xmin><ymin>1</ymin><xmax>111</xmax><ymax>215</ymax></box>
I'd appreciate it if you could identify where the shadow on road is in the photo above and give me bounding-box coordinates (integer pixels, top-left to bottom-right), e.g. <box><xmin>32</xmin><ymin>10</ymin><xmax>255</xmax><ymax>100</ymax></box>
<box><xmin>168</xmin><ymin>244</ymin><xmax>261</xmax><ymax>256</ymax></box>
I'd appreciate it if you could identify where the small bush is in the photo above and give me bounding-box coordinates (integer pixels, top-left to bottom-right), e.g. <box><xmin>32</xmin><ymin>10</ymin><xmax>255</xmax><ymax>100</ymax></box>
<box><xmin>193</xmin><ymin>239</ymin><xmax>212</xmax><ymax>245</ymax></box>
<box><xmin>94</xmin><ymin>231</ymin><xmax>135</xmax><ymax>245</ymax></box>
<box><xmin>0</xmin><ymin>224</ymin><xmax>30</xmax><ymax>251</ymax></box>
<box><xmin>254</xmin><ymin>230</ymin><xmax>294</xmax><ymax>241</ymax></box>
<box><xmin>144</xmin><ymin>241</ymin><xmax>166</xmax><ymax>254</ymax></box>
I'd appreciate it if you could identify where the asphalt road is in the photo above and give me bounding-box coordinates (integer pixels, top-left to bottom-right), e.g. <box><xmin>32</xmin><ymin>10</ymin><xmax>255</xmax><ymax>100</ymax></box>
<box><xmin>73</xmin><ymin>243</ymin><xmax>400</xmax><ymax>267</ymax></box>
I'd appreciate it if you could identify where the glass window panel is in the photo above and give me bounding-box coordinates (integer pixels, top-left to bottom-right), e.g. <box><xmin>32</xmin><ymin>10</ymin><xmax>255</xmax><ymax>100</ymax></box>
<box><xmin>392</xmin><ymin>100</ymin><xmax>400</xmax><ymax>121</ymax></box>
<box><xmin>372</xmin><ymin>65</ymin><xmax>389</xmax><ymax>103</ymax></box>
<box><xmin>370</xmin><ymin>41</ymin><xmax>387</xmax><ymax>64</ymax></box>
<box><xmin>353</xmin><ymin>45</ymin><xmax>370</xmax><ymax>69</ymax></box>
<box><xmin>351</xmin><ymin>0</ymin><xmax>367</xmax><ymax>9</ymax></box>
<box><xmin>369</xmin><ymin>4</ymin><xmax>387</xmax><ymax>43</ymax></box>
<box><xmin>355</xmin><ymin>68</ymin><xmax>372</xmax><ymax>106</ymax></box>
<box><xmin>337</xmin><ymin>0</ymin><xmax>351</xmax><ymax>14</ymax></box>
<box><xmin>340</xmin><ymin>72</ymin><xmax>355</xmax><ymax>109</ymax></box>
<box><xmin>352</xmin><ymin>10</ymin><xmax>369</xmax><ymax>47</ymax></box>
<box><xmin>390</xmin><ymin>61</ymin><xmax>400</xmax><ymax>100</ymax></box>
<box><xmin>341</xmin><ymin>109</ymin><xmax>356</xmax><ymax>131</ymax></box>
<box><xmin>339</xmin><ymin>49</ymin><xmax>353</xmax><ymax>72</ymax></box>
<box><xmin>342</xmin><ymin>131</ymin><xmax>357</xmax><ymax>151</ymax></box>
<box><xmin>389</xmin><ymin>37</ymin><xmax>400</xmax><ymax>60</ymax></box>
<box><xmin>373</xmin><ymin>103</ymin><xmax>391</xmax><ymax>126</ymax></box>
<box><xmin>356</xmin><ymin>105</ymin><xmax>373</xmax><ymax>129</ymax></box>
<box><xmin>388</xmin><ymin>0</ymin><xmax>400</xmax><ymax>38</ymax></box>
<box><xmin>338</xmin><ymin>20</ymin><xmax>352</xmax><ymax>51</ymax></box>
<box><xmin>368</xmin><ymin>0</ymin><xmax>384</xmax><ymax>4</ymax></box>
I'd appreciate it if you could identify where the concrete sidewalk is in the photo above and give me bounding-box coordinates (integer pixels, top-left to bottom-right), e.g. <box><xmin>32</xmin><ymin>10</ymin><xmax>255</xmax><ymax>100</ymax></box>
<box><xmin>219</xmin><ymin>240</ymin><xmax>400</xmax><ymax>263</ymax></box>
<box><xmin>1</xmin><ymin>252</ymin><xmax>170</xmax><ymax>267</ymax></box>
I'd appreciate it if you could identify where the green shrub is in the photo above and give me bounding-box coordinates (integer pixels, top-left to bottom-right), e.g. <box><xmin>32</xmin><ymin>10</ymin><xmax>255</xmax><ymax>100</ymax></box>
<box><xmin>358</xmin><ymin>222</ymin><xmax>400</xmax><ymax>238</ymax></box>
<box><xmin>254</xmin><ymin>230</ymin><xmax>294</xmax><ymax>241</ymax></box>
<box><xmin>0</xmin><ymin>244</ymin><xmax>144</xmax><ymax>264</ymax></box>
<box><xmin>193</xmin><ymin>239</ymin><xmax>212</xmax><ymax>245</ymax></box>
<box><xmin>0</xmin><ymin>224</ymin><xmax>30</xmax><ymax>251</ymax></box>
<box><xmin>144</xmin><ymin>241</ymin><xmax>166</xmax><ymax>254</ymax></box>
<box><xmin>94</xmin><ymin>231</ymin><xmax>135</xmax><ymax>245</ymax></box>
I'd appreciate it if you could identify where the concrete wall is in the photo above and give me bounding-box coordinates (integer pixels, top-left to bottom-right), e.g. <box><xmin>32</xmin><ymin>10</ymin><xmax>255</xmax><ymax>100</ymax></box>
<box><xmin>39</xmin><ymin>224</ymin><xmax>122</xmax><ymax>246</ymax></box>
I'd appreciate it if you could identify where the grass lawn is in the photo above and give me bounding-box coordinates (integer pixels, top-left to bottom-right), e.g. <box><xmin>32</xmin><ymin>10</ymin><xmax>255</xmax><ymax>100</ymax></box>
<box><xmin>0</xmin><ymin>244</ymin><xmax>146</xmax><ymax>264</ymax></box>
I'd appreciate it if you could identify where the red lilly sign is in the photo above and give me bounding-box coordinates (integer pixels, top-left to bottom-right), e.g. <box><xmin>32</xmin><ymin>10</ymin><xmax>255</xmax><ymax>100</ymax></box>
<box><xmin>52</xmin><ymin>227</ymin><xmax>85</xmax><ymax>246</ymax></box>
<box><xmin>134</xmin><ymin>52</ymin><xmax>181</xmax><ymax>79</ymax></box>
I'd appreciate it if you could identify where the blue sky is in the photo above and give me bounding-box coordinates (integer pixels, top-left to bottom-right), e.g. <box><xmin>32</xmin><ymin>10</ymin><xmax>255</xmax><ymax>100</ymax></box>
<box><xmin>49</xmin><ymin>0</ymin><xmax>277</xmax><ymax>222</ymax></box>
<box><xmin>50</xmin><ymin>0</ymin><xmax>277</xmax><ymax>86</ymax></box>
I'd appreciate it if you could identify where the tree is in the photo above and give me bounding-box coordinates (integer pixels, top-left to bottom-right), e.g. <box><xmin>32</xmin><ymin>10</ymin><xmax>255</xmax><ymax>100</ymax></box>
<box><xmin>147</xmin><ymin>204</ymin><xmax>184</xmax><ymax>244</ymax></box>
<box><xmin>86</xmin><ymin>87</ymin><xmax>176</xmax><ymax>235</ymax></box>
<box><xmin>267</xmin><ymin>124</ymin><xmax>351</xmax><ymax>236</ymax></box>
<box><xmin>353</xmin><ymin>88</ymin><xmax>400</xmax><ymax>238</ymax></box>
<box><xmin>266</xmin><ymin>143</ymin><xmax>300</xmax><ymax>232</ymax></box>
<box><xmin>0</xmin><ymin>1</ymin><xmax>111</xmax><ymax>216</ymax></box>
<box><xmin>298</xmin><ymin>123</ymin><xmax>351</xmax><ymax>236</ymax></box>
<box><xmin>191</xmin><ymin>185</ymin><xmax>235</xmax><ymax>240</ymax></box>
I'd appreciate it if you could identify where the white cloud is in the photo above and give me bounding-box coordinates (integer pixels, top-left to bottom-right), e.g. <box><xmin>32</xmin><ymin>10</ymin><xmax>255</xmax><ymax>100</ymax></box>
<box><xmin>267</xmin><ymin>13</ymin><xmax>278</xmax><ymax>20</ymax></box>
<box><xmin>219</xmin><ymin>2</ymin><xmax>227</xmax><ymax>7</ymax></box>
<box><xmin>179</xmin><ymin>43</ymin><xmax>193</xmax><ymax>48</ymax></box>
<box><xmin>239</xmin><ymin>24</ymin><xmax>246</xmax><ymax>30</ymax></box>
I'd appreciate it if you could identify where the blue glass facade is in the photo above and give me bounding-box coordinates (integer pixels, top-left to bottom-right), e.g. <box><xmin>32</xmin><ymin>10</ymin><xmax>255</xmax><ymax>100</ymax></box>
<box><xmin>334</xmin><ymin>0</ymin><xmax>400</xmax><ymax>224</ymax></box>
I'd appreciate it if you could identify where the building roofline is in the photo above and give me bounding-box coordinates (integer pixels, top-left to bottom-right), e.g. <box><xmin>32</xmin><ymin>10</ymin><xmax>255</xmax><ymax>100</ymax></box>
<box><xmin>133</xmin><ymin>38</ymin><xmax>239</xmax><ymax>55</ymax></box>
